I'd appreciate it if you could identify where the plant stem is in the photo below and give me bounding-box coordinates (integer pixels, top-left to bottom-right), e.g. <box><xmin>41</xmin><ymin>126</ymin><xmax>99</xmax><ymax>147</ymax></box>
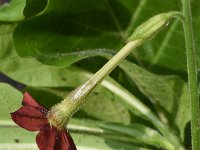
<box><xmin>181</xmin><ymin>0</ymin><xmax>200</xmax><ymax>149</ymax></box>
<box><xmin>65</xmin><ymin>40</ymin><xmax>143</xmax><ymax>114</ymax></box>
<box><xmin>48</xmin><ymin>40</ymin><xmax>143</xmax><ymax>128</ymax></box>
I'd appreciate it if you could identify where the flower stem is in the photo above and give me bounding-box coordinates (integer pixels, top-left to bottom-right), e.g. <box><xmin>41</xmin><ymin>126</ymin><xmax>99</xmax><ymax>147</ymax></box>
<box><xmin>63</xmin><ymin>40</ymin><xmax>143</xmax><ymax>115</ymax></box>
<box><xmin>181</xmin><ymin>0</ymin><xmax>200</xmax><ymax>149</ymax></box>
<box><xmin>48</xmin><ymin>40</ymin><xmax>143</xmax><ymax>129</ymax></box>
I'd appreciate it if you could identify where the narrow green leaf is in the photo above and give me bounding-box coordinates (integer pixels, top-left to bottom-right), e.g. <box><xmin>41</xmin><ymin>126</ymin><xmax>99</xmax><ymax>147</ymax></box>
<box><xmin>99</xmin><ymin>123</ymin><xmax>173</xmax><ymax>149</ymax></box>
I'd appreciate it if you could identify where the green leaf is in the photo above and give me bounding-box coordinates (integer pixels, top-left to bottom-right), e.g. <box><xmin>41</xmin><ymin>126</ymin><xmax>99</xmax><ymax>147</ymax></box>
<box><xmin>81</xmin><ymin>86</ymin><xmax>131</xmax><ymax>123</ymax></box>
<box><xmin>69</xmin><ymin>119</ymin><xmax>170</xmax><ymax>149</ymax></box>
<box><xmin>23</xmin><ymin>0</ymin><xmax>47</xmax><ymax>17</ymax></box>
<box><xmin>12</xmin><ymin>0</ymin><xmax>199</xmax><ymax>75</ymax></box>
<box><xmin>0</xmin><ymin>83</ymin><xmax>35</xmax><ymax>149</ymax></box>
<box><xmin>13</xmin><ymin>0</ymin><xmax>200</xmax><ymax>73</ymax></box>
<box><xmin>118</xmin><ymin>60</ymin><xmax>190</xmax><ymax>140</ymax></box>
<box><xmin>12</xmin><ymin>0</ymin><xmax>137</xmax><ymax>66</ymax></box>
<box><xmin>0</xmin><ymin>120</ymin><xmax>148</xmax><ymax>150</ymax></box>
<box><xmin>0</xmin><ymin>0</ymin><xmax>26</xmax><ymax>21</ymax></box>
<box><xmin>99</xmin><ymin>122</ymin><xmax>173</xmax><ymax>149</ymax></box>
<box><xmin>0</xmin><ymin>83</ymin><xmax>22</xmax><ymax>121</ymax></box>
<box><xmin>0</xmin><ymin>24</ymin><xmax>89</xmax><ymax>87</ymax></box>
<box><xmin>72</xmin><ymin>133</ymin><xmax>146</xmax><ymax>150</ymax></box>
<box><xmin>0</xmin><ymin>120</ymin><xmax>36</xmax><ymax>149</ymax></box>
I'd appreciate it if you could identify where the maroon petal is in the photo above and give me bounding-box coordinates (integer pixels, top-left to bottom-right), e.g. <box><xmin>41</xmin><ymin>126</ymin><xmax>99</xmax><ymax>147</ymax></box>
<box><xmin>54</xmin><ymin>129</ymin><xmax>77</xmax><ymax>150</ymax></box>
<box><xmin>22</xmin><ymin>92</ymin><xmax>47</xmax><ymax>111</ymax></box>
<box><xmin>36</xmin><ymin>125</ymin><xmax>56</xmax><ymax>150</ymax></box>
<box><xmin>36</xmin><ymin>125</ymin><xmax>77</xmax><ymax>150</ymax></box>
<box><xmin>60</xmin><ymin>130</ymin><xmax>76</xmax><ymax>150</ymax></box>
<box><xmin>11</xmin><ymin>106</ymin><xmax>48</xmax><ymax>131</ymax></box>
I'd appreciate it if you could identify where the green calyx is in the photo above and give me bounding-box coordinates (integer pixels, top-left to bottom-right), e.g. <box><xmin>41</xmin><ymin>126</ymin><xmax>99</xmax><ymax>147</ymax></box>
<box><xmin>128</xmin><ymin>11</ymin><xmax>183</xmax><ymax>41</ymax></box>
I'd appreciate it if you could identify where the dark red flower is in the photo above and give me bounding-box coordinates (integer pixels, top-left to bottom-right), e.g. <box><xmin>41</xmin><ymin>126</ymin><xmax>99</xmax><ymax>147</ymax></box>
<box><xmin>11</xmin><ymin>92</ymin><xmax>77</xmax><ymax>150</ymax></box>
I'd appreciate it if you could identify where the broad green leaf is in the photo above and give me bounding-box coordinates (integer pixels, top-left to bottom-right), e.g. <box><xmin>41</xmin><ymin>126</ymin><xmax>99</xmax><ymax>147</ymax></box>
<box><xmin>12</xmin><ymin>0</ymin><xmax>200</xmax><ymax>73</ymax></box>
<box><xmin>12</xmin><ymin>0</ymin><xmax>199</xmax><ymax>75</ymax></box>
<box><xmin>0</xmin><ymin>0</ymin><xmax>26</xmax><ymax>21</ymax></box>
<box><xmin>13</xmin><ymin>0</ymin><xmax>137</xmax><ymax>66</ymax></box>
<box><xmin>118</xmin><ymin>60</ymin><xmax>190</xmax><ymax>140</ymax></box>
<box><xmin>0</xmin><ymin>24</ymin><xmax>89</xmax><ymax>87</ymax></box>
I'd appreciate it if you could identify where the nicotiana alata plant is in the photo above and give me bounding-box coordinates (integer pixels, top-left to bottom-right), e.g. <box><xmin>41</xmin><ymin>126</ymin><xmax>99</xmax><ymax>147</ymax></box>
<box><xmin>0</xmin><ymin>0</ymin><xmax>199</xmax><ymax>150</ymax></box>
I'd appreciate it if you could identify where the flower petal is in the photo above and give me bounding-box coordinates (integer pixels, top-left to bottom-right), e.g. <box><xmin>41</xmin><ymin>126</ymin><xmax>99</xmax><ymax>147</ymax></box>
<box><xmin>55</xmin><ymin>129</ymin><xmax>77</xmax><ymax>150</ymax></box>
<box><xmin>22</xmin><ymin>92</ymin><xmax>47</xmax><ymax>111</ymax></box>
<box><xmin>11</xmin><ymin>106</ymin><xmax>48</xmax><ymax>131</ymax></box>
<box><xmin>36</xmin><ymin>125</ymin><xmax>56</xmax><ymax>150</ymax></box>
<box><xmin>36</xmin><ymin>126</ymin><xmax>77</xmax><ymax>150</ymax></box>
<box><xmin>60</xmin><ymin>130</ymin><xmax>76</xmax><ymax>150</ymax></box>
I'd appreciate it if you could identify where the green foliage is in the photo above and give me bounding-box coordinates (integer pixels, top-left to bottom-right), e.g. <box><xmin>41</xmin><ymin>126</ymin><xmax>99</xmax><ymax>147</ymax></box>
<box><xmin>0</xmin><ymin>0</ymin><xmax>26</xmax><ymax>21</ymax></box>
<box><xmin>99</xmin><ymin>122</ymin><xmax>173</xmax><ymax>149</ymax></box>
<box><xmin>0</xmin><ymin>83</ymin><xmax>22</xmax><ymax>121</ymax></box>
<box><xmin>119</xmin><ymin>60</ymin><xmax>190</xmax><ymax>140</ymax></box>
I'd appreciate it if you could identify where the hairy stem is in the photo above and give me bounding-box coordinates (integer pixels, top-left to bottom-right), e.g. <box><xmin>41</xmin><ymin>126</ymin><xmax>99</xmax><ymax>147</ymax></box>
<box><xmin>181</xmin><ymin>0</ymin><xmax>200</xmax><ymax>149</ymax></box>
<box><xmin>48</xmin><ymin>40</ymin><xmax>143</xmax><ymax>129</ymax></box>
